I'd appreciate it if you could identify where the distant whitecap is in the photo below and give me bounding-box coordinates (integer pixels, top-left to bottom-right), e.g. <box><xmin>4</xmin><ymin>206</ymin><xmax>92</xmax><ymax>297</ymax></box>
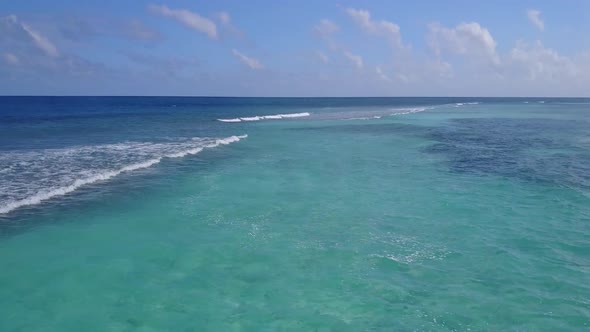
<box><xmin>218</xmin><ymin>112</ymin><xmax>310</xmax><ymax>123</ymax></box>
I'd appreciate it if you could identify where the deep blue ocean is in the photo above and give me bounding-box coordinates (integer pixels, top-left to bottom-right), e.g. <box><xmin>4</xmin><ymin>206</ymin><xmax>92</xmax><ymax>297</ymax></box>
<box><xmin>1</xmin><ymin>97</ymin><xmax>589</xmax><ymax>331</ymax></box>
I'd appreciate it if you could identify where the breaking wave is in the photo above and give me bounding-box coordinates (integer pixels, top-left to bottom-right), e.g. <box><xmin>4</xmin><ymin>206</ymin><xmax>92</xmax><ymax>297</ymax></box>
<box><xmin>454</xmin><ymin>102</ymin><xmax>480</xmax><ymax>107</ymax></box>
<box><xmin>334</xmin><ymin>107</ymin><xmax>431</xmax><ymax>121</ymax></box>
<box><xmin>0</xmin><ymin>135</ymin><xmax>248</xmax><ymax>215</ymax></box>
<box><xmin>390</xmin><ymin>107</ymin><xmax>429</xmax><ymax>115</ymax></box>
<box><xmin>218</xmin><ymin>112</ymin><xmax>310</xmax><ymax>123</ymax></box>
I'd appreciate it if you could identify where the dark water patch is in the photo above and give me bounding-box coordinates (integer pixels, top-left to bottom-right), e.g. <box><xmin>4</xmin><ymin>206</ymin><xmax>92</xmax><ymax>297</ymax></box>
<box><xmin>289</xmin><ymin>118</ymin><xmax>590</xmax><ymax>191</ymax></box>
<box><xmin>424</xmin><ymin>118</ymin><xmax>590</xmax><ymax>190</ymax></box>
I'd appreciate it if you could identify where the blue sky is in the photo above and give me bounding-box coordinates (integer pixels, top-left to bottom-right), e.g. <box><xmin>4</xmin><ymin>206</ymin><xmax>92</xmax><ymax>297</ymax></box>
<box><xmin>1</xmin><ymin>1</ymin><xmax>589</xmax><ymax>96</ymax></box>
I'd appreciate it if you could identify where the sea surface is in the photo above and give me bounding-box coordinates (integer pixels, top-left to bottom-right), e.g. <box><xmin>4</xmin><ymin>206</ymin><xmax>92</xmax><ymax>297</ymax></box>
<box><xmin>1</xmin><ymin>97</ymin><xmax>589</xmax><ymax>331</ymax></box>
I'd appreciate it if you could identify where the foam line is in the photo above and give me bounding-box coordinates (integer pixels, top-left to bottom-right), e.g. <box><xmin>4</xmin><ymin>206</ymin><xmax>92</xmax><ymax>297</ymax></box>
<box><xmin>0</xmin><ymin>135</ymin><xmax>248</xmax><ymax>215</ymax></box>
<box><xmin>218</xmin><ymin>112</ymin><xmax>310</xmax><ymax>122</ymax></box>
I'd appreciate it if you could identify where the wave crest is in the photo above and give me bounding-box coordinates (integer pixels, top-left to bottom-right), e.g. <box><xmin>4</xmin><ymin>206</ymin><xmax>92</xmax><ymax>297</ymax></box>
<box><xmin>455</xmin><ymin>102</ymin><xmax>480</xmax><ymax>107</ymax></box>
<box><xmin>218</xmin><ymin>112</ymin><xmax>310</xmax><ymax>123</ymax></box>
<box><xmin>0</xmin><ymin>135</ymin><xmax>248</xmax><ymax>215</ymax></box>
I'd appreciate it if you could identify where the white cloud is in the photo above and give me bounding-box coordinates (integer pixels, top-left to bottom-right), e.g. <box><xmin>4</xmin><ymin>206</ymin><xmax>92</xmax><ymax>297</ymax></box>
<box><xmin>213</xmin><ymin>11</ymin><xmax>244</xmax><ymax>39</ymax></box>
<box><xmin>509</xmin><ymin>41</ymin><xmax>576</xmax><ymax>80</ymax></box>
<box><xmin>527</xmin><ymin>9</ymin><xmax>544</xmax><ymax>31</ymax></box>
<box><xmin>232</xmin><ymin>49</ymin><xmax>263</xmax><ymax>69</ymax></box>
<box><xmin>428</xmin><ymin>22</ymin><xmax>500</xmax><ymax>66</ymax></box>
<box><xmin>216</xmin><ymin>12</ymin><xmax>231</xmax><ymax>25</ymax></box>
<box><xmin>20</xmin><ymin>23</ymin><xmax>59</xmax><ymax>57</ymax></box>
<box><xmin>344</xmin><ymin>51</ymin><xmax>363</xmax><ymax>69</ymax></box>
<box><xmin>396</xmin><ymin>73</ymin><xmax>410</xmax><ymax>83</ymax></box>
<box><xmin>574</xmin><ymin>52</ymin><xmax>590</xmax><ymax>76</ymax></box>
<box><xmin>429</xmin><ymin>59</ymin><xmax>453</xmax><ymax>78</ymax></box>
<box><xmin>345</xmin><ymin>8</ymin><xmax>403</xmax><ymax>48</ymax></box>
<box><xmin>2</xmin><ymin>52</ymin><xmax>19</xmax><ymax>65</ymax></box>
<box><xmin>346</xmin><ymin>8</ymin><xmax>374</xmax><ymax>31</ymax></box>
<box><xmin>314</xmin><ymin>19</ymin><xmax>340</xmax><ymax>51</ymax></box>
<box><xmin>1</xmin><ymin>15</ymin><xmax>59</xmax><ymax>57</ymax></box>
<box><xmin>314</xmin><ymin>19</ymin><xmax>339</xmax><ymax>39</ymax></box>
<box><xmin>316</xmin><ymin>51</ymin><xmax>329</xmax><ymax>63</ymax></box>
<box><xmin>148</xmin><ymin>4</ymin><xmax>217</xmax><ymax>39</ymax></box>
<box><xmin>375</xmin><ymin>66</ymin><xmax>391</xmax><ymax>81</ymax></box>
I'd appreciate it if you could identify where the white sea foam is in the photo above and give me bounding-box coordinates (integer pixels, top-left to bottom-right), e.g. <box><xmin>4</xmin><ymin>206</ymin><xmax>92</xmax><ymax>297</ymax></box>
<box><xmin>368</xmin><ymin>232</ymin><xmax>449</xmax><ymax>264</ymax></box>
<box><xmin>455</xmin><ymin>102</ymin><xmax>480</xmax><ymax>107</ymax></box>
<box><xmin>341</xmin><ymin>115</ymin><xmax>383</xmax><ymax>121</ymax></box>
<box><xmin>336</xmin><ymin>107</ymin><xmax>428</xmax><ymax>121</ymax></box>
<box><xmin>342</xmin><ymin>117</ymin><xmax>370</xmax><ymax>121</ymax></box>
<box><xmin>0</xmin><ymin>159</ymin><xmax>162</xmax><ymax>215</ymax></box>
<box><xmin>211</xmin><ymin>135</ymin><xmax>248</xmax><ymax>146</ymax></box>
<box><xmin>275</xmin><ymin>112</ymin><xmax>310</xmax><ymax>118</ymax></box>
<box><xmin>218</xmin><ymin>112</ymin><xmax>310</xmax><ymax>122</ymax></box>
<box><xmin>390</xmin><ymin>107</ymin><xmax>429</xmax><ymax>115</ymax></box>
<box><xmin>0</xmin><ymin>135</ymin><xmax>248</xmax><ymax>215</ymax></box>
<box><xmin>261</xmin><ymin>114</ymin><xmax>282</xmax><ymax>119</ymax></box>
<box><xmin>240</xmin><ymin>116</ymin><xmax>262</xmax><ymax>122</ymax></box>
<box><xmin>166</xmin><ymin>147</ymin><xmax>204</xmax><ymax>158</ymax></box>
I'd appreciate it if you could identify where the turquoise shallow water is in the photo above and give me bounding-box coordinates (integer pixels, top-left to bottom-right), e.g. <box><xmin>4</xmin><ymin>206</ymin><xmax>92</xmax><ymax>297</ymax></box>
<box><xmin>1</xmin><ymin>97</ymin><xmax>590</xmax><ymax>331</ymax></box>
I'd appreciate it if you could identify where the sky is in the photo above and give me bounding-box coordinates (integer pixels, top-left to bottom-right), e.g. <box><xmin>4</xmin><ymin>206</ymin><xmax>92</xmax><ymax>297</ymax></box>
<box><xmin>1</xmin><ymin>0</ymin><xmax>589</xmax><ymax>96</ymax></box>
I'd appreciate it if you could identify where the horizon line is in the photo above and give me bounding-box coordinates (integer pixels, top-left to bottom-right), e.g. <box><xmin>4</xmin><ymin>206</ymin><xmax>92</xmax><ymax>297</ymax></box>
<box><xmin>1</xmin><ymin>95</ymin><xmax>589</xmax><ymax>98</ymax></box>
